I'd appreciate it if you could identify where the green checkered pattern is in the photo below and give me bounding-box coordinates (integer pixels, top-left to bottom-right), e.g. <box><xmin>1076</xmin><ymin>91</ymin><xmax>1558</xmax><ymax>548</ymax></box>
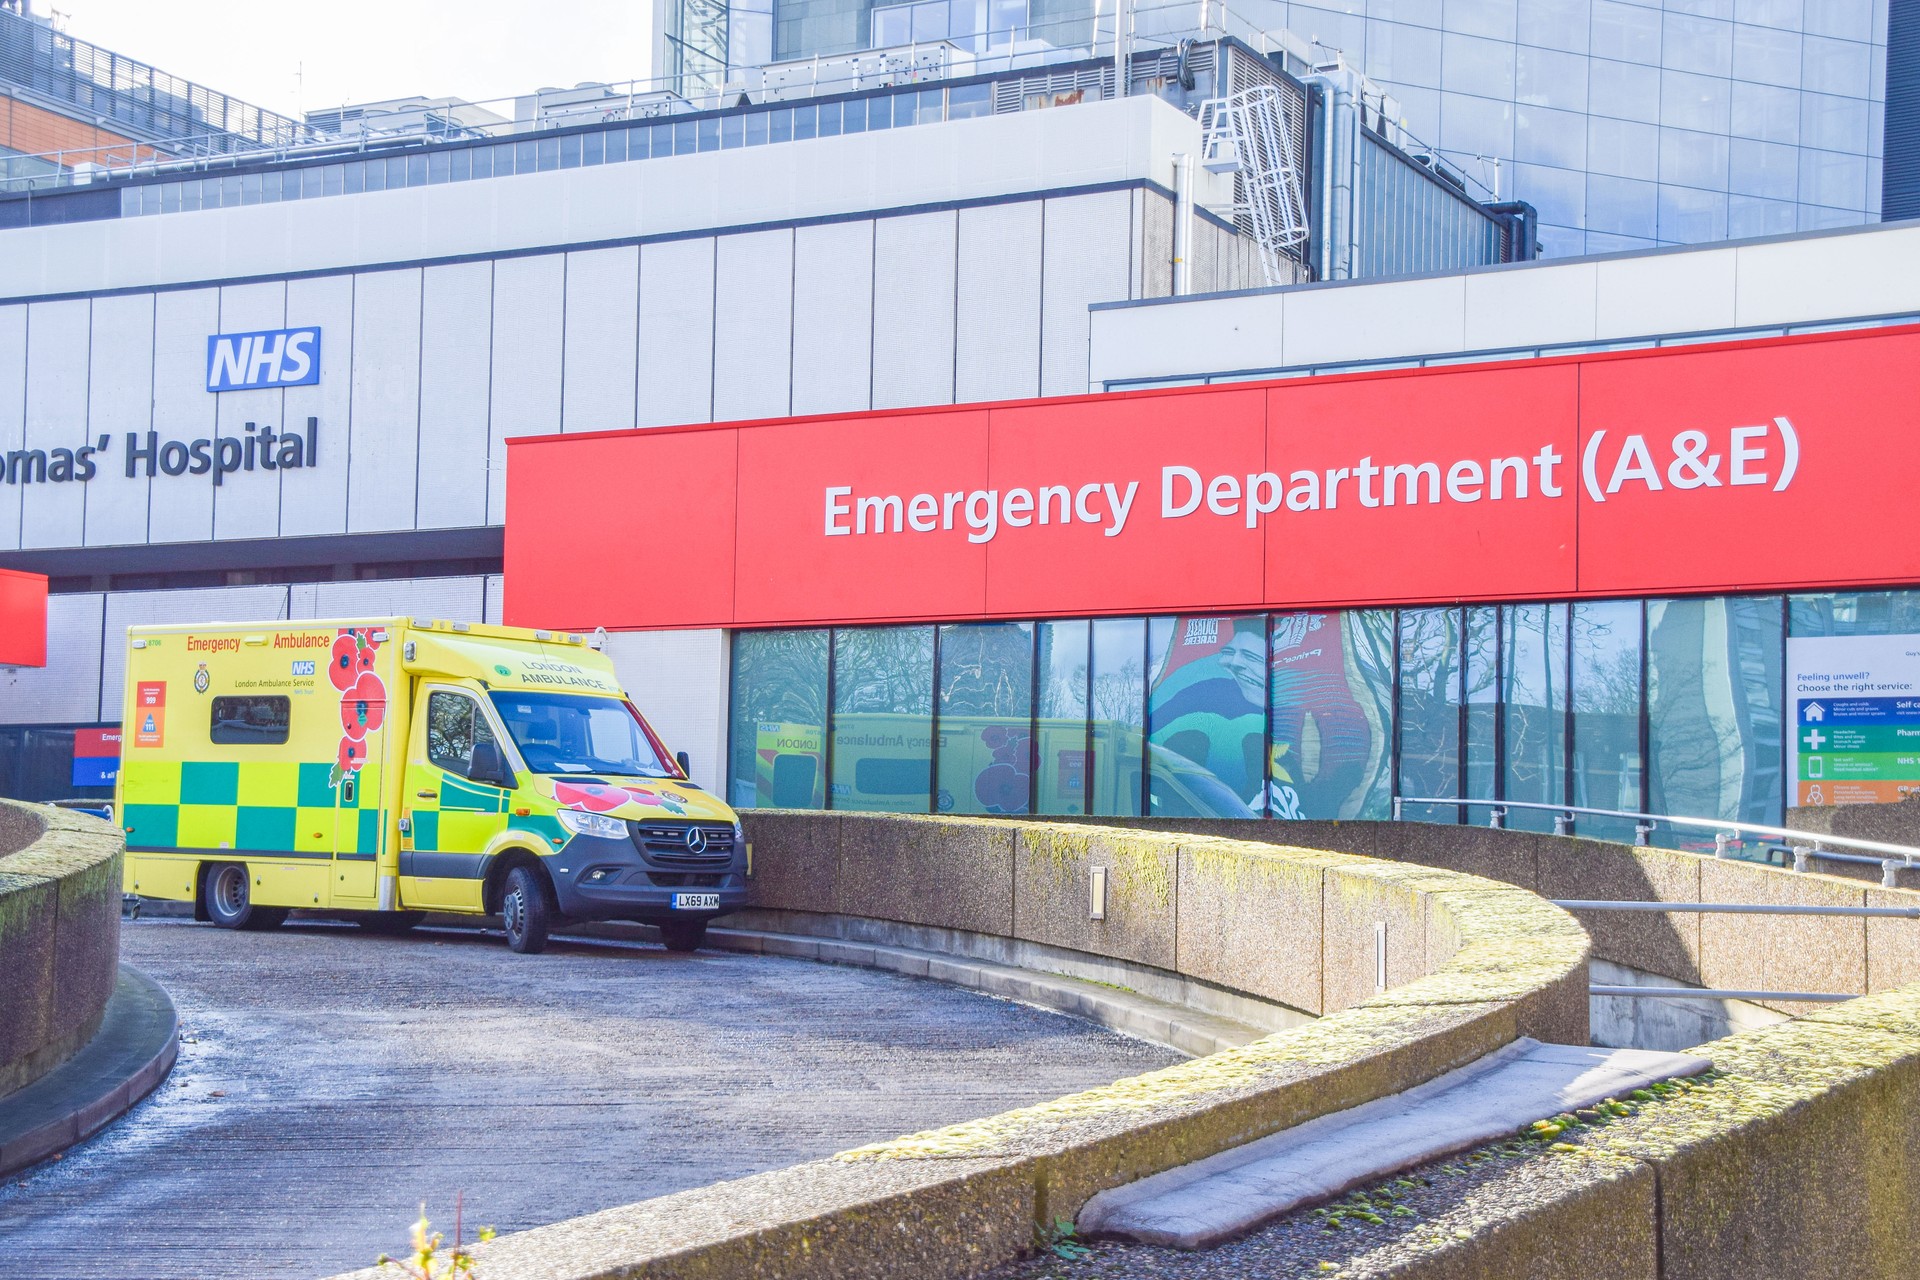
<box><xmin>121</xmin><ymin>759</ymin><xmax>384</xmax><ymax>857</ymax></box>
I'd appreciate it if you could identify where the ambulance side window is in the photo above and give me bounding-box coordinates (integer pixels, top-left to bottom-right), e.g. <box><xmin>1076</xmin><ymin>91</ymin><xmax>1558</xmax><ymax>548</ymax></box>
<box><xmin>425</xmin><ymin>691</ymin><xmax>497</xmax><ymax>780</ymax></box>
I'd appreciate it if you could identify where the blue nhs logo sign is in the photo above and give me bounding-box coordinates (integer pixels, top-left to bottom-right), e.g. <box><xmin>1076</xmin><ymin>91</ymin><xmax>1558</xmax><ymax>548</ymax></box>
<box><xmin>205</xmin><ymin>328</ymin><xmax>322</xmax><ymax>392</ymax></box>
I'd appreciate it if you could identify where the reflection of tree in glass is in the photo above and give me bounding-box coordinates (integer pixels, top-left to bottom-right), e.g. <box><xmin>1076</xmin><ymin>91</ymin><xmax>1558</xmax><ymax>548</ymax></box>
<box><xmin>939</xmin><ymin>623</ymin><xmax>1032</xmax><ymax>717</ymax></box>
<box><xmin>427</xmin><ymin>694</ymin><xmax>474</xmax><ymax>771</ymax></box>
<box><xmin>835</xmin><ymin>626</ymin><xmax>934</xmax><ymax>713</ymax></box>
<box><xmin>1648</xmin><ymin>598</ymin><xmax>1782</xmax><ymax>825</ymax></box>
<box><xmin>1092</xmin><ymin>662</ymin><xmax>1143</xmax><ymax>726</ymax></box>
<box><xmin>733</xmin><ymin>630</ymin><xmax>828</xmax><ymax>729</ymax></box>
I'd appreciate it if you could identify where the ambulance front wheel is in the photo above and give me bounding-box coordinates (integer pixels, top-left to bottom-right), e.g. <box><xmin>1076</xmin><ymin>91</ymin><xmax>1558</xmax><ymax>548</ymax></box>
<box><xmin>501</xmin><ymin>866</ymin><xmax>553</xmax><ymax>955</ymax></box>
<box><xmin>203</xmin><ymin>862</ymin><xmax>287</xmax><ymax>932</ymax></box>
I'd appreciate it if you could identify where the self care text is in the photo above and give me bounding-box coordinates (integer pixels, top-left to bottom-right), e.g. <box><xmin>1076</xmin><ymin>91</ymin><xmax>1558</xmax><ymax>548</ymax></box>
<box><xmin>823</xmin><ymin>420</ymin><xmax>1798</xmax><ymax>544</ymax></box>
<box><xmin>1</xmin><ymin>419</ymin><xmax>320</xmax><ymax>487</ymax></box>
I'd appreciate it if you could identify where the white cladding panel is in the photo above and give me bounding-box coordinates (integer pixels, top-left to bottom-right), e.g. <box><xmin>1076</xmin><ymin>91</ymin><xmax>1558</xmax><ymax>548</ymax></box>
<box><xmin>100</xmin><ymin>584</ymin><xmax>293</xmax><ymax>720</ymax></box>
<box><xmin>956</xmin><ymin>201</ymin><xmax>1043</xmax><ymax>403</ymax></box>
<box><xmin>484</xmin><ymin>574</ymin><xmax>503</xmax><ymax>625</ymax></box>
<box><xmin>1039</xmin><ymin>191</ymin><xmax>1133</xmax><ymax>397</ymax></box>
<box><xmin>636</xmin><ymin>237</ymin><xmax>716</xmax><ymax>428</ymax></box>
<box><xmin>871</xmin><ymin>211</ymin><xmax>957</xmax><ymax>410</ymax></box>
<box><xmin>290</xmin><ymin>574</ymin><xmax>487</xmax><ymax>621</ymax></box>
<box><xmin>712</xmin><ymin>229</ymin><xmax>794</xmax><ymax>422</ymax></box>
<box><xmin>346</xmin><ymin>269</ymin><xmax>425</xmax><ymax>533</ymax></box>
<box><xmin>21</xmin><ymin>299</ymin><xmax>90</xmax><ymax>550</ymax></box>
<box><xmin>278</xmin><ymin>274</ymin><xmax>355</xmax><ymax>537</ymax></box>
<box><xmin>561</xmin><ymin>246</ymin><xmax>640</xmax><ymax>434</ymax></box>
<box><xmin>601</xmin><ymin>627</ymin><xmax>729</xmax><ymax>793</ymax></box>
<box><xmin>0</xmin><ymin>306</ymin><xmax>25</xmax><ymax>551</ymax></box>
<box><xmin>0</xmin><ymin>592</ymin><xmax>105</xmax><ymax>723</ymax></box>
<box><xmin>144</xmin><ymin>289</ymin><xmax>219</xmax><ymax>543</ymax></box>
<box><xmin>82</xmin><ymin>293</ymin><xmax>156</xmax><ymax>547</ymax></box>
<box><xmin>416</xmin><ymin>262</ymin><xmax>494</xmax><ymax>530</ymax></box>
<box><xmin>791</xmin><ymin>220</ymin><xmax>874</xmax><ymax>417</ymax></box>
<box><xmin>210</xmin><ymin>280</ymin><xmax>289</xmax><ymax>542</ymax></box>
<box><xmin>488</xmin><ymin>255</ymin><xmax>566</xmax><ymax>521</ymax></box>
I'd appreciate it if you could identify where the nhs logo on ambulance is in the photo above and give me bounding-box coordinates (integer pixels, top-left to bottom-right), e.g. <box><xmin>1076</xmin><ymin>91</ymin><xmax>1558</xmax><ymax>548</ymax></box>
<box><xmin>205</xmin><ymin>328</ymin><xmax>322</xmax><ymax>392</ymax></box>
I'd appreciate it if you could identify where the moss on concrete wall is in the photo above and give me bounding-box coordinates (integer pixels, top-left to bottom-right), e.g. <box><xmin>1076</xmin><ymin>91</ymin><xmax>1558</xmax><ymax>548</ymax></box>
<box><xmin>0</xmin><ymin>799</ymin><xmax>123</xmax><ymax>1099</ymax></box>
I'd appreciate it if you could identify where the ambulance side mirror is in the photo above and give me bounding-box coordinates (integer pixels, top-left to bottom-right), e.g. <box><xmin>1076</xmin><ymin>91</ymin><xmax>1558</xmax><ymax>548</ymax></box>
<box><xmin>676</xmin><ymin>750</ymin><xmax>693</xmax><ymax>779</ymax></box>
<box><xmin>470</xmin><ymin>740</ymin><xmax>515</xmax><ymax>790</ymax></box>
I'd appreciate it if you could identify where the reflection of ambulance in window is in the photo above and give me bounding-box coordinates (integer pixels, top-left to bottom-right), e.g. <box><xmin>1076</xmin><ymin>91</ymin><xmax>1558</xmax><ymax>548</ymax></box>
<box><xmin>117</xmin><ymin>617</ymin><xmax>745</xmax><ymax>954</ymax></box>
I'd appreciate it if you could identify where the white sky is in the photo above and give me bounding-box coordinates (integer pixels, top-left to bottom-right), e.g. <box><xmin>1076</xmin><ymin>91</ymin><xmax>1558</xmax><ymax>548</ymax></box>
<box><xmin>43</xmin><ymin>1</ymin><xmax>658</xmax><ymax>120</ymax></box>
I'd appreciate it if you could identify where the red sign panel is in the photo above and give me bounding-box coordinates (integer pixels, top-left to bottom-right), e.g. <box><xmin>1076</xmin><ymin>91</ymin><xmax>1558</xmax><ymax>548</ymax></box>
<box><xmin>503</xmin><ymin>326</ymin><xmax>1920</xmax><ymax>631</ymax></box>
<box><xmin>0</xmin><ymin>567</ymin><xmax>47</xmax><ymax>667</ymax></box>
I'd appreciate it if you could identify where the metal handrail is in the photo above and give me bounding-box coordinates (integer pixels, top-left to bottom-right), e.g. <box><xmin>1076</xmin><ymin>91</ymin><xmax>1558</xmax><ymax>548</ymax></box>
<box><xmin>1590</xmin><ymin>986</ymin><xmax>1854</xmax><ymax>1003</ymax></box>
<box><xmin>1394</xmin><ymin>794</ymin><xmax>1920</xmax><ymax>871</ymax></box>
<box><xmin>1554</xmin><ymin>900</ymin><xmax>1920</xmax><ymax>919</ymax></box>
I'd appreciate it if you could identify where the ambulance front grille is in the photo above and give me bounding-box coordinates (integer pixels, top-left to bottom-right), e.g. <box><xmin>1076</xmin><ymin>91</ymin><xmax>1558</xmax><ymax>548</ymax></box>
<box><xmin>628</xmin><ymin>821</ymin><xmax>736</xmax><ymax>867</ymax></box>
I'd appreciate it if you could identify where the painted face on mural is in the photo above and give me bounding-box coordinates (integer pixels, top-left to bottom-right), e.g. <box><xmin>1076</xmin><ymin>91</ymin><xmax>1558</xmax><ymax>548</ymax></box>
<box><xmin>1216</xmin><ymin>622</ymin><xmax>1267</xmax><ymax>707</ymax></box>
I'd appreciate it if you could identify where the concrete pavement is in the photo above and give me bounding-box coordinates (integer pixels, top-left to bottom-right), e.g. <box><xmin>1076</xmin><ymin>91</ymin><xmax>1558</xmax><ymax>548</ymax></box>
<box><xmin>0</xmin><ymin>917</ymin><xmax>1180</xmax><ymax>1280</ymax></box>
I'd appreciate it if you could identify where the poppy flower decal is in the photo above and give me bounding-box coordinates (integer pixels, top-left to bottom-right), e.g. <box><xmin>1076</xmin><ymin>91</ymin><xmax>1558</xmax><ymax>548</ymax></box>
<box><xmin>552</xmin><ymin>781</ymin><xmax>689</xmax><ymax>816</ymax></box>
<box><xmin>328</xmin><ymin>628</ymin><xmax>385</xmax><ymax>790</ymax></box>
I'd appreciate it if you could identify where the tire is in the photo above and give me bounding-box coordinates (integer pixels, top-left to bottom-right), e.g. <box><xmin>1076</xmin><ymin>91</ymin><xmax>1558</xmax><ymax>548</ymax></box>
<box><xmin>356</xmin><ymin>910</ymin><xmax>426</xmax><ymax>935</ymax></box>
<box><xmin>203</xmin><ymin>863</ymin><xmax>283</xmax><ymax>931</ymax></box>
<box><xmin>500</xmin><ymin>865</ymin><xmax>553</xmax><ymax>955</ymax></box>
<box><xmin>658</xmin><ymin>920</ymin><xmax>707</xmax><ymax>953</ymax></box>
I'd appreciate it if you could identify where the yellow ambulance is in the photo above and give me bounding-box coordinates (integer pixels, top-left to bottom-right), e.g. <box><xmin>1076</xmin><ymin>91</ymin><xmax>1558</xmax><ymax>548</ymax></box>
<box><xmin>116</xmin><ymin>617</ymin><xmax>745</xmax><ymax>954</ymax></box>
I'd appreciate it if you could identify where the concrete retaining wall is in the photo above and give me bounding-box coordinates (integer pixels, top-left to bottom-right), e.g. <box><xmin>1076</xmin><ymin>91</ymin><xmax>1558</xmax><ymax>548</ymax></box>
<box><xmin>331</xmin><ymin>813</ymin><xmax>1588</xmax><ymax>1280</ymax></box>
<box><xmin>0</xmin><ymin>799</ymin><xmax>123</xmax><ymax>1099</ymax></box>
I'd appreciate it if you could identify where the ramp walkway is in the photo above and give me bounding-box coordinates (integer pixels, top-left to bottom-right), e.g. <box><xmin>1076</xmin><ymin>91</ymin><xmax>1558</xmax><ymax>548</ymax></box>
<box><xmin>1079</xmin><ymin>1038</ymin><xmax>1710</xmax><ymax>1249</ymax></box>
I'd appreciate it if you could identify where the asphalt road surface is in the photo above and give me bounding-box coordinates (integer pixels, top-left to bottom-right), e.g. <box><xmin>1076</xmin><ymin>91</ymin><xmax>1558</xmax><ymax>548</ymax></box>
<box><xmin>0</xmin><ymin>918</ymin><xmax>1180</xmax><ymax>1280</ymax></box>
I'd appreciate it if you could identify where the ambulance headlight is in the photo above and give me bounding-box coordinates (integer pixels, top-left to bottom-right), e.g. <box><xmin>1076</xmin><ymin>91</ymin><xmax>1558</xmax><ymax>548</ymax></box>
<box><xmin>557</xmin><ymin>809</ymin><xmax>627</xmax><ymax>840</ymax></box>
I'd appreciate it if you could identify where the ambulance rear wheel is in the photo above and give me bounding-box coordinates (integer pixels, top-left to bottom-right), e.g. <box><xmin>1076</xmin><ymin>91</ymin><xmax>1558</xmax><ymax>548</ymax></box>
<box><xmin>658</xmin><ymin>920</ymin><xmax>707</xmax><ymax>953</ymax></box>
<box><xmin>203</xmin><ymin>863</ymin><xmax>284</xmax><ymax>931</ymax></box>
<box><xmin>501</xmin><ymin>866</ymin><xmax>552</xmax><ymax>955</ymax></box>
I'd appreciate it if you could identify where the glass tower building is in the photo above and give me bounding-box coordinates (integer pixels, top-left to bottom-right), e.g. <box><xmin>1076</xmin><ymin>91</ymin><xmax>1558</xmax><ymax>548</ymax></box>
<box><xmin>728</xmin><ymin>0</ymin><xmax>1890</xmax><ymax>256</ymax></box>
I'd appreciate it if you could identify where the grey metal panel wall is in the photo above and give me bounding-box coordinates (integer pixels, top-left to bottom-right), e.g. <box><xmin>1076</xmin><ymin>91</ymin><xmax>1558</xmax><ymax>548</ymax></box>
<box><xmin>561</xmin><ymin>245</ymin><xmax>640</xmax><ymax>434</ymax></box>
<box><xmin>145</xmin><ymin>289</ymin><xmax>219</xmax><ymax>544</ymax></box>
<box><xmin>872</xmin><ymin>211</ymin><xmax>958</xmax><ymax>410</ymax></box>
<box><xmin>417</xmin><ymin>262</ymin><xmax>494</xmax><ymax>531</ymax></box>
<box><xmin>1141</xmin><ymin>188</ymin><xmax>1174</xmax><ymax>301</ymax></box>
<box><xmin>21</xmin><ymin>299</ymin><xmax>89</xmax><ymax>550</ymax></box>
<box><xmin>345</xmin><ymin>269</ymin><xmax>424</xmax><ymax>534</ymax></box>
<box><xmin>0</xmin><ymin>305</ymin><xmax>24</xmax><ymax>552</ymax></box>
<box><xmin>99</xmin><ymin>584</ymin><xmax>293</xmax><ymax>721</ymax></box>
<box><xmin>210</xmin><ymin>280</ymin><xmax>288</xmax><ymax>542</ymax></box>
<box><xmin>0</xmin><ymin>592</ymin><xmax>104</xmax><ymax>723</ymax></box>
<box><xmin>278</xmin><ymin>274</ymin><xmax>355</xmax><ymax>538</ymax></box>
<box><xmin>487</xmin><ymin>254</ymin><xmax>566</xmax><ymax>521</ymax></box>
<box><xmin>635</xmin><ymin>237</ymin><xmax>717</xmax><ymax>429</ymax></box>
<box><xmin>1040</xmin><ymin>191</ymin><xmax>1133</xmax><ymax>397</ymax></box>
<box><xmin>1889</xmin><ymin>0</ymin><xmax>1919</xmax><ymax>219</ymax></box>
<box><xmin>955</xmin><ymin>201</ymin><xmax>1043</xmax><ymax>403</ymax></box>
<box><xmin>713</xmin><ymin>229</ymin><xmax>795</xmax><ymax>423</ymax></box>
<box><xmin>484</xmin><ymin>574</ymin><xmax>503</xmax><ymax>625</ymax></box>
<box><xmin>81</xmin><ymin>293</ymin><xmax>154</xmax><ymax>547</ymax></box>
<box><xmin>1354</xmin><ymin>135</ymin><xmax>1504</xmax><ymax>279</ymax></box>
<box><xmin>791</xmin><ymin>220</ymin><xmax>874</xmax><ymax>417</ymax></box>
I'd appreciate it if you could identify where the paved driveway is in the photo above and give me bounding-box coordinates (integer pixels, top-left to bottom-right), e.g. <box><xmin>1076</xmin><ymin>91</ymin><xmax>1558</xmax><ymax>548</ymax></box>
<box><xmin>0</xmin><ymin>919</ymin><xmax>1179</xmax><ymax>1280</ymax></box>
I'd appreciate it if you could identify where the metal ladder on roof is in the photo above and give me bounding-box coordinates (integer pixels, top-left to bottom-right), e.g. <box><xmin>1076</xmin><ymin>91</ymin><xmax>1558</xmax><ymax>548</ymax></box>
<box><xmin>1198</xmin><ymin>83</ymin><xmax>1310</xmax><ymax>288</ymax></box>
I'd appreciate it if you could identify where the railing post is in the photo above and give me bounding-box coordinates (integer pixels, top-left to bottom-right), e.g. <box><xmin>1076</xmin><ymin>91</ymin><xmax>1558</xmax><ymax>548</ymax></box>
<box><xmin>1634</xmin><ymin>822</ymin><xmax>1653</xmax><ymax>847</ymax></box>
<box><xmin>1714</xmin><ymin>831</ymin><xmax>1731</xmax><ymax>859</ymax></box>
<box><xmin>1489</xmin><ymin>806</ymin><xmax>1505</xmax><ymax>830</ymax></box>
<box><xmin>1391</xmin><ymin>796</ymin><xmax>1403</xmax><ymax>822</ymax></box>
<box><xmin>1792</xmin><ymin>845</ymin><xmax>1810</xmax><ymax>873</ymax></box>
<box><xmin>1553</xmin><ymin>811</ymin><xmax>1572</xmax><ymax>836</ymax></box>
<box><xmin>1884</xmin><ymin>859</ymin><xmax>1900</xmax><ymax>888</ymax></box>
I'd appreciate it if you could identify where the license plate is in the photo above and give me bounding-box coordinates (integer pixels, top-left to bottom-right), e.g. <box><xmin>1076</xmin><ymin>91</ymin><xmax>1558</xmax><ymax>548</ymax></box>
<box><xmin>671</xmin><ymin>892</ymin><xmax>720</xmax><ymax>911</ymax></box>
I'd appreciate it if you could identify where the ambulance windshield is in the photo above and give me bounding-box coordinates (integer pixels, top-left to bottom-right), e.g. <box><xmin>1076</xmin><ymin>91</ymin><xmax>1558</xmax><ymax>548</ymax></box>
<box><xmin>489</xmin><ymin>692</ymin><xmax>675</xmax><ymax>778</ymax></box>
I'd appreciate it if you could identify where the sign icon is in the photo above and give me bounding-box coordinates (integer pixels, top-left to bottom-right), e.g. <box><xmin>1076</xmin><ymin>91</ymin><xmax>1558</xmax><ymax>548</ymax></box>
<box><xmin>1801</xmin><ymin>728</ymin><xmax>1827</xmax><ymax>752</ymax></box>
<box><xmin>193</xmin><ymin>663</ymin><xmax>210</xmax><ymax>694</ymax></box>
<box><xmin>206</xmin><ymin>328</ymin><xmax>322</xmax><ymax>392</ymax></box>
<box><xmin>1802</xmin><ymin>701</ymin><xmax>1826</xmax><ymax>722</ymax></box>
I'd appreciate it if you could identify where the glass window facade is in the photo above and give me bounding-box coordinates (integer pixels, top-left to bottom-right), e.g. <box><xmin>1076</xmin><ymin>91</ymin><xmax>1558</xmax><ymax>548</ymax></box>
<box><xmin>726</xmin><ymin>589</ymin><xmax>1920</xmax><ymax>852</ymax></box>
